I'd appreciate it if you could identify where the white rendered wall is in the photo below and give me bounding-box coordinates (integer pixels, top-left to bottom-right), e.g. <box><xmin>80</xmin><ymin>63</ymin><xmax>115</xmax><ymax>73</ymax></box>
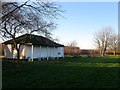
<box><xmin>25</xmin><ymin>46</ymin><xmax>31</xmax><ymax>59</ymax></box>
<box><xmin>58</xmin><ymin>47</ymin><xmax>64</xmax><ymax>58</ymax></box>
<box><xmin>25</xmin><ymin>46</ymin><xmax>64</xmax><ymax>59</ymax></box>
<box><xmin>4</xmin><ymin>44</ymin><xmax>14</xmax><ymax>58</ymax></box>
<box><xmin>4</xmin><ymin>45</ymin><xmax>64</xmax><ymax>59</ymax></box>
<box><xmin>19</xmin><ymin>45</ymin><xmax>26</xmax><ymax>59</ymax></box>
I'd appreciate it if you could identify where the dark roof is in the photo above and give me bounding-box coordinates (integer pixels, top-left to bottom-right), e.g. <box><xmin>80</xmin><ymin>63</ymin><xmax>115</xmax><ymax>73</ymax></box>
<box><xmin>3</xmin><ymin>34</ymin><xmax>64</xmax><ymax>47</ymax></box>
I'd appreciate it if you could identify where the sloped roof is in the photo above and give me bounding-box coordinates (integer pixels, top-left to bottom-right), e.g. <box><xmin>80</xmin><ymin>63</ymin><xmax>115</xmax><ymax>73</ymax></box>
<box><xmin>3</xmin><ymin>34</ymin><xmax>64</xmax><ymax>47</ymax></box>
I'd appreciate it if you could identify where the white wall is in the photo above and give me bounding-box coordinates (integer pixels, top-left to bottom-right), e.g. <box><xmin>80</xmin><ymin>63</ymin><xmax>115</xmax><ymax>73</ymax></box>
<box><xmin>4</xmin><ymin>44</ymin><xmax>64</xmax><ymax>60</ymax></box>
<box><xmin>4</xmin><ymin>44</ymin><xmax>14</xmax><ymax>58</ymax></box>
<box><xmin>25</xmin><ymin>45</ymin><xmax>64</xmax><ymax>59</ymax></box>
<box><xmin>58</xmin><ymin>47</ymin><xmax>64</xmax><ymax>58</ymax></box>
<box><xmin>25</xmin><ymin>46</ymin><xmax>31</xmax><ymax>59</ymax></box>
<box><xmin>4</xmin><ymin>44</ymin><xmax>27</xmax><ymax>59</ymax></box>
<box><xmin>20</xmin><ymin>45</ymin><xmax>26</xmax><ymax>59</ymax></box>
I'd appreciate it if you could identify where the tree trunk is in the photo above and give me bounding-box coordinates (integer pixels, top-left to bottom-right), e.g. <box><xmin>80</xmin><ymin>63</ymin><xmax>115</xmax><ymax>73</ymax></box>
<box><xmin>102</xmin><ymin>50</ymin><xmax>105</xmax><ymax>56</ymax></box>
<box><xmin>102</xmin><ymin>47</ymin><xmax>106</xmax><ymax>56</ymax></box>
<box><xmin>16</xmin><ymin>44</ymin><xmax>21</xmax><ymax>61</ymax></box>
<box><xmin>99</xmin><ymin>50</ymin><xmax>101</xmax><ymax>55</ymax></box>
<box><xmin>113</xmin><ymin>51</ymin><xmax>116</xmax><ymax>56</ymax></box>
<box><xmin>17</xmin><ymin>48</ymin><xmax>20</xmax><ymax>61</ymax></box>
<box><xmin>99</xmin><ymin>50</ymin><xmax>103</xmax><ymax>56</ymax></box>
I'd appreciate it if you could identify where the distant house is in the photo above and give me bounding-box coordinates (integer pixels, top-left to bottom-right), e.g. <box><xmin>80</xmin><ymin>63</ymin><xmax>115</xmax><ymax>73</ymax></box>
<box><xmin>3</xmin><ymin>34</ymin><xmax>64</xmax><ymax>61</ymax></box>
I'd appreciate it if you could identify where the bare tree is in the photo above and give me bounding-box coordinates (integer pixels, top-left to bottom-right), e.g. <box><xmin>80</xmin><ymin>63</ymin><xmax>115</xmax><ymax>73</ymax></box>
<box><xmin>66</xmin><ymin>40</ymin><xmax>79</xmax><ymax>55</ymax></box>
<box><xmin>94</xmin><ymin>26</ymin><xmax>114</xmax><ymax>56</ymax></box>
<box><xmin>117</xmin><ymin>34</ymin><xmax>120</xmax><ymax>54</ymax></box>
<box><xmin>108</xmin><ymin>34</ymin><xmax>119</xmax><ymax>55</ymax></box>
<box><xmin>67</xmin><ymin>40</ymin><xmax>78</xmax><ymax>47</ymax></box>
<box><xmin>1</xmin><ymin>1</ymin><xmax>63</xmax><ymax>60</ymax></box>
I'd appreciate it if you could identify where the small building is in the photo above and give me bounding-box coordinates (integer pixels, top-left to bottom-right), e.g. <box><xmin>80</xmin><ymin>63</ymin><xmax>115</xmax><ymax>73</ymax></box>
<box><xmin>3</xmin><ymin>34</ymin><xmax>64</xmax><ymax>61</ymax></box>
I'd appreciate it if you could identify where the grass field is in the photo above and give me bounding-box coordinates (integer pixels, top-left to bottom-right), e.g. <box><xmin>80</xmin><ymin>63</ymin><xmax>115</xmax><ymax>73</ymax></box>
<box><xmin>2</xmin><ymin>56</ymin><xmax>120</xmax><ymax>88</ymax></box>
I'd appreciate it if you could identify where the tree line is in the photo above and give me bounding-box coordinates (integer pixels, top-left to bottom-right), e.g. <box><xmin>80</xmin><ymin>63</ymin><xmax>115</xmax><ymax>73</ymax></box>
<box><xmin>65</xmin><ymin>27</ymin><xmax>119</xmax><ymax>56</ymax></box>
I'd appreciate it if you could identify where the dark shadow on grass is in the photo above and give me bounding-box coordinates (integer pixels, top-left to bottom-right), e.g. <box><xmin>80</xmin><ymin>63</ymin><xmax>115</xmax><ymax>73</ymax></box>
<box><xmin>2</xmin><ymin>58</ymin><xmax>119</xmax><ymax>88</ymax></box>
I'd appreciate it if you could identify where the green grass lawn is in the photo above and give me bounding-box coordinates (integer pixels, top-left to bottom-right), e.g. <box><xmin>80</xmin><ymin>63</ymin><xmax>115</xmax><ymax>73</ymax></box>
<box><xmin>2</xmin><ymin>56</ymin><xmax>120</xmax><ymax>88</ymax></box>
